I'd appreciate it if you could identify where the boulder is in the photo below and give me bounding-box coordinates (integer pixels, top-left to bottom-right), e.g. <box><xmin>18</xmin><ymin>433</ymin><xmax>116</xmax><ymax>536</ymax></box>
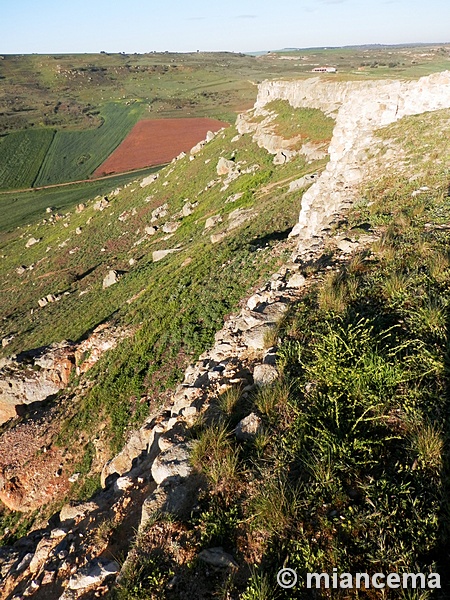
<box><xmin>336</xmin><ymin>238</ymin><xmax>359</xmax><ymax>254</ymax></box>
<box><xmin>103</xmin><ymin>270</ymin><xmax>121</xmax><ymax>289</ymax></box>
<box><xmin>242</xmin><ymin>324</ymin><xmax>273</xmax><ymax>350</ymax></box>
<box><xmin>198</xmin><ymin>547</ymin><xmax>238</xmax><ymax>569</ymax></box>
<box><xmin>140</xmin><ymin>474</ymin><xmax>202</xmax><ymax>529</ymax></box>
<box><xmin>152</xmin><ymin>248</ymin><xmax>180</xmax><ymax>262</ymax></box>
<box><xmin>145</xmin><ymin>226</ymin><xmax>157</xmax><ymax>235</ymax></box>
<box><xmin>101</xmin><ymin>422</ymin><xmax>156</xmax><ymax>487</ymax></box>
<box><xmin>286</xmin><ymin>272</ymin><xmax>306</xmax><ymax>288</ymax></box>
<box><xmin>68</xmin><ymin>559</ymin><xmax>119</xmax><ymax>590</ymax></box>
<box><xmin>151</xmin><ymin>203</ymin><xmax>169</xmax><ymax>222</ymax></box>
<box><xmin>60</xmin><ymin>501</ymin><xmax>99</xmax><ymax>523</ymax></box>
<box><xmin>140</xmin><ymin>174</ymin><xmax>159</xmax><ymax>188</ymax></box>
<box><xmin>210</xmin><ymin>232</ymin><xmax>227</xmax><ymax>244</ymax></box>
<box><xmin>216</xmin><ymin>157</ymin><xmax>235</xmax><ymax>176</ymax></box>
<box><xmin>0</xmin><ymin>343</ymin><xmax>75</xmax><ymax>425</ymax></box>
<box><xmin>190</xmin><ymin>140</ymin><xmax>206</xmax><ymax>155</ymax></box>
<box><xmin>93</xmin><ymin>198</ymin><xmax>109</xmax><ymax>211</ymax></box>
<box><xmin>182</xmin><ymin>201</ymin><xmax>196</xmax><ymax>217</ymax></box>
<box><xmin>205</xmin><ymin>215</ymin><xmax>222</xmax><ymax>229</ymax></box>
<box><xmin>162</xmin><ymin>221</ymin><xmax>180</xmax><ymax>234</ymax></box>
<box><xmin>253</xmin><ymin>364</ymin><xmax>278</xmax><ymax>387</ymax></box>
<box><xmin>227</xmin><ymin>208</ymin><xmax>255</xmax><ymax>230</ymax></box>
<box><xmin>151</xmin><ymin>442</ymin><xmax>193</xmax><ymax>485</ymax></box>
<box><xmin>25</xmin><ymin>237</ymin><xmax>41</xmax><ymax>248</ymax></box>
<box><xmin>235</xmin><ymin>413</ymin><xmax>262</xmax><ymax>441</ymax></box>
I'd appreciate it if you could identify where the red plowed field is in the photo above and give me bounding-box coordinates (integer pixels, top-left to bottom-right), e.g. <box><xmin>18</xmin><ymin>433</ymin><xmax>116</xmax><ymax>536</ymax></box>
<box><xmin>93</xmin><ymin>117</ymin><xmax>228</xmax><ymax>177</ymax></box>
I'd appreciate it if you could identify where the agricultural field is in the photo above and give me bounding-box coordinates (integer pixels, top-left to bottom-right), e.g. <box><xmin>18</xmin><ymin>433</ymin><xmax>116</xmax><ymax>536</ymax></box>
<box><xmin>0</xmin><ymin>166</ymin><xmax>161</xmax><ymax>234</ymax></box>
<box><xmin>93</xmin><ymin>117</ymin><xmax>229</xmax><ymax>176</ymax></box>
<box><xmin>33</xmin><ymin>102</ymin><xmax>143</xmax><ymax>186</ymax></box>
<box><xmin>0</xmin><ymin>129</ymin><xmax>54</xmax><ymax>189</ymax></box>
<box><xmin>268</xmin><ymin>43</ymin><xmax>450</xmax><ymax>78</ymax></box>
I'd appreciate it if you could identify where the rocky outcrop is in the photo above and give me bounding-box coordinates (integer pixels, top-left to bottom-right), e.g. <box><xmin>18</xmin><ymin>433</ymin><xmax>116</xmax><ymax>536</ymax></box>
<box><xmin>240</xmin><ymin>71</ymin><xmax>450</xmax><ymax>252</ymax></box>
<box><xmin>0</xmin><ymin>325</ymin><xmax>130</xmax><ymax>426</ymax></box>
<box><xmin>0</xmin><ymin>342</ymin><xmax>75</xmax><ymax>424</ymax></box>
<box><xmin>236</xmin><ymin>105</ymin><xmax>329</xmax><ymax>164</ymax></box>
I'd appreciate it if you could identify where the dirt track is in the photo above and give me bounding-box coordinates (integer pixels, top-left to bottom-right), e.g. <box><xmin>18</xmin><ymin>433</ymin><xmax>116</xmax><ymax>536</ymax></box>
<box><xmin>93</xmin><ymin>117</ymin><xmax>228</xmax><ymax>177</ymax></box>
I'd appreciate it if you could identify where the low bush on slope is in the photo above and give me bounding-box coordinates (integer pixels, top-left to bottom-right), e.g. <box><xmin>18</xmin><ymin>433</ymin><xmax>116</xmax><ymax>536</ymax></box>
<box><xmin>114</xmin><ymin>109</ymin><xmax>450</xmax><ymax>599</ymax></box>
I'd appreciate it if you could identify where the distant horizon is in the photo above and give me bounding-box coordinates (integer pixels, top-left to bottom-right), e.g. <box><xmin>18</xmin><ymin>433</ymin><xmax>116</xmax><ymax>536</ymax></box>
<box><xmin>2</xmin><ymin>41</ymin><xmax>450</xmax><ymax>58</ymax></box>
<box><xmin>3</xmin><ymin>0</ymin><xmax>450</xmax><ymax>55</ymax></box>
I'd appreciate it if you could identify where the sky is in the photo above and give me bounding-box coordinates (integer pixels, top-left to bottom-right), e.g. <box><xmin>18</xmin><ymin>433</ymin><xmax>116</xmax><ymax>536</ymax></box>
<box><xmin>1</xmin><ymin>0</ymin><xmax>450</xmax><ymax>54</ymax></box>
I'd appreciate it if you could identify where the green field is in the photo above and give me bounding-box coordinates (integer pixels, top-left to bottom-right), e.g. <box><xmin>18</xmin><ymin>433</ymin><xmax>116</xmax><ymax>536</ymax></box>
<box><xmin>0</xmin><ymin>165</ymin><xmax>162</xmax><ymax>234</ymax></box>
<box><xmin>33</xmin><ymin>102</ymin><xmax>143</xmax><ymax>186</ymax></box>
<box><xmin>0</xmin><ymin>129</ymin><xmax>54</xmax><ymax>189</ymax></box>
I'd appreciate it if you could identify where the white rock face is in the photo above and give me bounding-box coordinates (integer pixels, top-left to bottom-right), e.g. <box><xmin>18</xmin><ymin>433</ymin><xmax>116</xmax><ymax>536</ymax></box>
<box><xmin>241</xmin><ymin>72</ymin><xmax>450</xmax><ymax>252</ymax></box>
<box><xmin>151</xmin><ymin>442</ymin><xmax>193</xmax><ymax>485</ymax></box>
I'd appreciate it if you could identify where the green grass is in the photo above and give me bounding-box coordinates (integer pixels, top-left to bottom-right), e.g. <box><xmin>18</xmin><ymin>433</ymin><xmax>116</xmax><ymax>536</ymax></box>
<box><xmin>265</xmin><ymin>101</ymin><xmax>335</xmax><ymax>144</ymax></box>
<box><xmin>34</xmin><ymin>102</ymin><xmax>143</xmax><ymax>186</ymax></box>
<box><xmin>0</xmin><ymin>165</ymin><xmax>162</xmax><ymax>233</ymax></box>
<box><xmin>0</xmin><ymin>128</ymin><xmax>54</xmax><ymax>189</ymax></box>
<box><xmin>3</xmin><ymin>96</ymin><xmax>450</xmax><ymax>598</ymax></box>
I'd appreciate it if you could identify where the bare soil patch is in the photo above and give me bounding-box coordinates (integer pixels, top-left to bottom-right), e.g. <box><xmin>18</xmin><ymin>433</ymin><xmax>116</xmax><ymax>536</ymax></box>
<box><xmin>93</xmin><ymin>117</ymin><xmax>228</xmax><ymax>177</ymax></box>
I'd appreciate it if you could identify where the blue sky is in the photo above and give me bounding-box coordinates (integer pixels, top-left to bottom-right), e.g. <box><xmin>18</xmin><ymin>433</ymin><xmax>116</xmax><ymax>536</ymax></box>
<box><xmin>2</xmin><ymin>0</ymin><xmax>449</xmax><ymax>54</ymax></box>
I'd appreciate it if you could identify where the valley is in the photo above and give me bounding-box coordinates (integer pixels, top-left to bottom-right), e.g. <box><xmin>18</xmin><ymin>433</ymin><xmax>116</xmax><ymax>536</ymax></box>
<box><xmin>0</xmin><ymin>45</ymin><xmax>450</xmax><ymax>599</ymax></box>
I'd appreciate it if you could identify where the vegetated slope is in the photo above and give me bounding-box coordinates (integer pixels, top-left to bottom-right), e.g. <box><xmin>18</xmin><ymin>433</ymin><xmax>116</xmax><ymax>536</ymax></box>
<box><xmin>33</xmin><ymin>103</ymin><xmax>143</xmax><ymax>186</ymax></box>
<box><xmin>264</xmin><ymin>101</ymin><xmax>335</xmax><ymax>144</ymax></box>
<box><xmin>112</xmin><ymin>108</ymin><xmax>450</xmax><ymax>599</ymax></box>
<box><xmin>2</xmin><ymin>99</ymin><xmax>450</xmax><ymax>599</ymax></box>
<box><xmin>0</xmin><ymin>103</ymin><xmax>327</xmax><ymax>515</ymax></box>
<box><xmin>0</xmin><ymin>129</ymin><xmax>54</xmax><ymax>189</ymax></box>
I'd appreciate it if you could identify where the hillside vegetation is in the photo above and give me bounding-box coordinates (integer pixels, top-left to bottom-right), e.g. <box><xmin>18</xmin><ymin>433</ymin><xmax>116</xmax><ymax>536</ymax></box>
<box><xmin>0</xmin><ymin>102</ymin><xmax>328</xmax><ymax>524</ymax></box>
<box><xmin>111</xmin><ymin>109</ymin><xmax>450</xmax><ymax>599</ymax></box>
<box><xmin>1</xmin><ymin>62</ymin><xmax>450</xmax><ymax>598</ymax></box>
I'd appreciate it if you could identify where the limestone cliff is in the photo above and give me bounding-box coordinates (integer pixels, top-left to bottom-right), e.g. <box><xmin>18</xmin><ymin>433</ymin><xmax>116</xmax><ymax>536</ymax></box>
<box><xmin>239</xmin><ymin>71</ymin><xmax>450</xmax><ymax>251</ymax></box>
